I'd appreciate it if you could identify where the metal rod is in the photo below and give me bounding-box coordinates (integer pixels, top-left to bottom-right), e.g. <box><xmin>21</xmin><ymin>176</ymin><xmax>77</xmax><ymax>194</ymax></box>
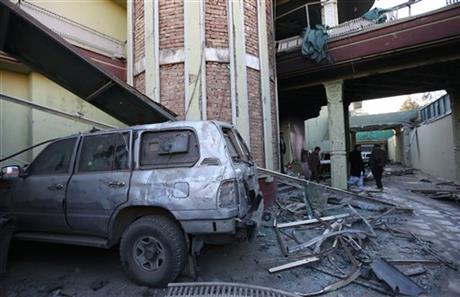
<box><xmin>275</xmin><ymin>1</ymin><xmax>321</xmax><ymax>20</ymax></box>
<box><xmin>0</xmin><ymin>93</ymin><xmax>116</xmax><ymax>129</ymax></box>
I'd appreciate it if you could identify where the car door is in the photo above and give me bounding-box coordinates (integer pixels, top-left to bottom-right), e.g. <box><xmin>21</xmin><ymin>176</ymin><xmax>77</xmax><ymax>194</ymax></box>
<box><xmin>11</xmin><ymin>137</ymin><xmax>78</xmax><ymax>233</ymax></box>
<box><xmin>66</xmin><ymin>131</ymin><xmax>131</xmax><ymax>236</ymax></box>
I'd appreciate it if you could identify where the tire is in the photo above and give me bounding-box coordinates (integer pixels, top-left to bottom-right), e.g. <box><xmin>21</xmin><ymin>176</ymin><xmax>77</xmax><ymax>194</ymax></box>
<box><xmin>119</xmin><ymin>215</ymin><xmax>187</xmax><ymax>287</ymax></box>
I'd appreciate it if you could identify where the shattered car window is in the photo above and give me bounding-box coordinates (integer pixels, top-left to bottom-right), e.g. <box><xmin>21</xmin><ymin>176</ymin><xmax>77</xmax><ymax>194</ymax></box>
<box><xmin>78</xmin><ymin>133</ymin><xmax>129</xmax><ymax>172</ymax></box>
<box><xmin>140</xmin><ymin>130</ymin><xmax>199</xmax><ymax>168</ymax></box>
<box><xmin>29</xmin><ymin>138</ymin><xmax>76</xmax><ymax>175</ymax></box>
<box><xmin>222</xmin><ymin>128</ymin><xmax>243</xmax><ymax>162</ymax></box>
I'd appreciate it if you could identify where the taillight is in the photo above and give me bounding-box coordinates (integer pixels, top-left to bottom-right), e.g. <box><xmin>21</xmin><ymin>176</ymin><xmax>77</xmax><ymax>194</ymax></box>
<box><xmin>218</xmin><ymin>179</ymin><xmax>238</xmax><ymax>208</ymax></box>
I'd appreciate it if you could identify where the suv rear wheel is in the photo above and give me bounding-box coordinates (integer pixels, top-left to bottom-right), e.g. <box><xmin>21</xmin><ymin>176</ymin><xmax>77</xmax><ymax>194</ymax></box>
<box><xmin>119</xmin><ymin>215</ymin><xmax>187</xmax><ymax>287</ymax></box>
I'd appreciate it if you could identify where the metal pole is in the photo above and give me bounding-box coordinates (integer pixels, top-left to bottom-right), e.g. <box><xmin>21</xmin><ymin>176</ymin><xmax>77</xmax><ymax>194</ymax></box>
<box><xmin>0</xmin><ymin>93</ymin><xmax>116</xmax><ymax>129</ymax></box>
<box><xmin>305</xmin><ymin>5</ymin><xmax>310</xmax><ymax>27</ymax></box>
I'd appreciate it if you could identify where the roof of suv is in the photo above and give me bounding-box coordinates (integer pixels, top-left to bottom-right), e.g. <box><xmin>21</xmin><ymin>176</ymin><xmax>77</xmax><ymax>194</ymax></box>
<box><xmin>81</xmin><ymin>120</ymin><xmax>234</xmax><ymax>136</ymax></box>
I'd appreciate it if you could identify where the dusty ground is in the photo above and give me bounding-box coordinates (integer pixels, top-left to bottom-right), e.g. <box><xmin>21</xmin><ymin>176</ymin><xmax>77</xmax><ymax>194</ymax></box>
<box><xmin>1</xmin><ymin>165</ymin><xmax>460</xmax><ymax>297</ymax></box>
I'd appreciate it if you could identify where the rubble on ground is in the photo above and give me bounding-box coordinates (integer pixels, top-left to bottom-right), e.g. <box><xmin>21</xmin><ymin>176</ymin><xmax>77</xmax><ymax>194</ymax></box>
<box><xmin>259</xmin><ymin>168</ymin><xmax>457</xmax><ymax>296</ymax></box>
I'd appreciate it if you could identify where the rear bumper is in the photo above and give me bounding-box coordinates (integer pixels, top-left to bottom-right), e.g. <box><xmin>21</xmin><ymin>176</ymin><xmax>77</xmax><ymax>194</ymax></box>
<box><xmin>180</xmin><ymin>195</ymin><xmax>264</xmax><ymax>236</ymax></box>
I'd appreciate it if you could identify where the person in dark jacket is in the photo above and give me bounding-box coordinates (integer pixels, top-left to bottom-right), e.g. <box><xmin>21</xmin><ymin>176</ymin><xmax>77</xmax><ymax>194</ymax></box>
<box><xmin>308</xmin><ymin>147</ymin><xmax>321</xmax><ymax>183</ymax></box>
<box><xmin>369</xmin><ymin>144</ymin><xmax>386</xmax><ymax>190</ymax></box>
<box><xmin>348</xmin><ymin>144</ymin><xmax>365</xmax><ymax>191</ymax></box>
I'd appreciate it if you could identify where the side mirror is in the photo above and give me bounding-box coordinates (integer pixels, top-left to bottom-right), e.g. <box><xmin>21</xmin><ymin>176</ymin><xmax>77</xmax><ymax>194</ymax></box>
<box><xmin>1</xmin><ymin>165</ymin><xmax>21</xmax><ymax>179</ymax></box>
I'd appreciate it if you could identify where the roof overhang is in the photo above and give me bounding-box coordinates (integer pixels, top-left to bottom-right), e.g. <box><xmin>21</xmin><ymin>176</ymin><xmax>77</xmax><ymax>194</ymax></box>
<box><xmin>0</xmin><ymin>0</ymin><xmax>176</xmax><ymax>125</ymax></box>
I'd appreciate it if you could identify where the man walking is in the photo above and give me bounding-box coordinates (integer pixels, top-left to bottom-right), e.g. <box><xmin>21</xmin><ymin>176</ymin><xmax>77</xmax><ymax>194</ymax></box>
<box><xmin>348</xmin><ymin>144</ymin><xmax>365</xmax><ymax>191</ymax></box>
<box><xmin>369</xmin><ymin>144</ymin><xmax>386</xmax><ymax>191</ymax></box>
<box><xmin>308</xmin><ymin>147</ymin><xmax>321</xmax><ymax>183</ymax></box>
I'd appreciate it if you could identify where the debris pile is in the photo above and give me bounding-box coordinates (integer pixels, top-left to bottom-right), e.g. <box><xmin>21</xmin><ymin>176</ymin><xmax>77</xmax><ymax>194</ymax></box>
<box><xmin>259</xmin><ymin>168</ymin><xmax>457</xmax><ymax>296</ymax></box>
<box><xmin>411</xmin><ymin>188</ymin><xmax>460</xmax><ymax>202</ymax></box>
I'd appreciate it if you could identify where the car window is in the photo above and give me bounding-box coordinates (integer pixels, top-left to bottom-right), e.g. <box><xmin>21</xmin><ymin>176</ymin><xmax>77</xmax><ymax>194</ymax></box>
<box><xmin>222</xmin><ymin>128</ymin><xmax>244</xmax><ymax>162</ymax></box>
<box><xmin>78</xmin><ymin>133</ymin><xmax>129</xmax><ymax>172</ymax></box>
<box><xmin>235</xmin><ymin>131</ymin><xmax>252</xmax><ymax>161</ymax></box>
<box><xmin>140</xmin><ymin>130</ymin><xmax>199</xmax><ymax>168</ymax></box>
<box><xmin>29</xmin><ymin>138</ymin><xmax>76</xmax><ymax>175</ymax></box>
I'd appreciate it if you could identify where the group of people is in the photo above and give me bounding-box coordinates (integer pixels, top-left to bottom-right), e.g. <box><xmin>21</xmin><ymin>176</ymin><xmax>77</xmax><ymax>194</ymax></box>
<box><xmin>302</xmin><ymin>144</ymin><xmax>386</xmax><ymax>191</ymax></box>
<box><xmin>348</xmin><ymin>143</ymin><xmax>386</xmax><ymax>191</ymax></box>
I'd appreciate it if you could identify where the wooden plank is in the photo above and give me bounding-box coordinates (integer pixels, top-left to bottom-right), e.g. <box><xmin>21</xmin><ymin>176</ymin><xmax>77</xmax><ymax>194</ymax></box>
<box><xmin>276</xmin><ymin>213</ymin><xmax>350</xmax><ymax>229</ymax></box>
<box><xmin>268</xmin><ymin>256</ymin><xmax>320</xmax><ymax>273</ymax></box>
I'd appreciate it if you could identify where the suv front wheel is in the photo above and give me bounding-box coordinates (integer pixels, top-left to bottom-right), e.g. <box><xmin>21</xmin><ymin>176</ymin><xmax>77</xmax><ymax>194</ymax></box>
<box><xmin>119</xmin><ymin>215</ymin><xmax>187</xmax><ymax>287</ymax></box>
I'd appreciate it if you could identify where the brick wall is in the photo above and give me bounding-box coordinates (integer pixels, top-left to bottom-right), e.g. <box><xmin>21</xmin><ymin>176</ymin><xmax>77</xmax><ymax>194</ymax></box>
<box><xmin>206</xmin><ymin>62</ymin><xmax>232</xmax><ymax>123</ymax></box>
<box><xmin>160</xmin><ymin>64</ymin><xmax>185</xmax><ymax>119</ymax></box>
<box><xmin>244</xmin><ymin>0</ymin><xmax>259</xmax><ymax>57</ymax></box>
<box><xmin>159</xmin><ymin>0</ymin><xmax>184</xmax><ymax>50</ymax></box>
<box><xmin>205</xmin><ymin>0</ymin><xmax>228</xmax><ymax>48</ymax></box>
<box><xmin>130</xmin><ymin>0</ymin><xmax>279</xmax><ymax>168</ymax></box>
<box><xmin>134</xmin><ymin>72</ymin><xmax>145</xmax><ymax>94</ymax></box>
<box><xmin>133</xmin><ymin>0</ymin><xmax>145</xmax><ymax>65</ymax></box>
<box><xmin>247</xmin><ymin>68</ymin><xmax>264</xmax><ymax>167</ymax></box>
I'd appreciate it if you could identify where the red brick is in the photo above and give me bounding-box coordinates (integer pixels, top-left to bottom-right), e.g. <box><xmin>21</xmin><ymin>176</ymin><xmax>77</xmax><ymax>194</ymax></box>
<box><xmin>159</xmin><ymin>0</ymin><xmax>184</xmax><ymax>50</ymax></box>
<box><xmin>160</xmin><ymin>64</ymin><xmax>185</xmax><ymax>119</ymax></box>
<box><xmin>206</xmin><ymin>62</ymin><xmax>232</xmax><ymax>123</ymax></box>
<box><xmin>244</xmin><ymin>0</ymin><xmax>259</xmax><ymax>56</ymax></box>
<box><xmin>205</xmin><ymin>0</ymin><xmax>229</xmax><ymax>48</ymax></box>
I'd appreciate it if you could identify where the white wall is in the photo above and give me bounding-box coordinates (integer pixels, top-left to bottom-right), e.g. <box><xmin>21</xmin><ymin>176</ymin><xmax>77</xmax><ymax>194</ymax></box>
<box><xmin>409</xmin><ymin>114</ymin><xmax>456</xmax><ymax>181</ymax></box>
<box><xmin>387</xmin><ymin>130</ymin><xmax>404</xmax><ymax>164</ymax></box>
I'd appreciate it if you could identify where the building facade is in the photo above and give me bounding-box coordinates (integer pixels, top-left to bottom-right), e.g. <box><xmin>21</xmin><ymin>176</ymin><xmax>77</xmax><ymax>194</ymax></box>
<box><xmin>0</xmin><ymin>0</ymin><xmax>279</xmax><ymax>170</ymax></box>
<box><xmin>127</xmin><ymin>0</ymin><xmax>279</xmax><ymax>169</ymax></box>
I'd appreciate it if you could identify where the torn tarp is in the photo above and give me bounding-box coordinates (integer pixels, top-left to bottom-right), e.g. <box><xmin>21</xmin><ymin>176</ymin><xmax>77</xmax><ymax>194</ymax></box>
<box><xmin>362</xmin><ymin>8</ymin><xmax>390</xmax><ymax>24</ymax></box>
<box><xmin>301</xmin><ymin>25</ymin><xmax>331</xmax><ymax>64</ymax></box>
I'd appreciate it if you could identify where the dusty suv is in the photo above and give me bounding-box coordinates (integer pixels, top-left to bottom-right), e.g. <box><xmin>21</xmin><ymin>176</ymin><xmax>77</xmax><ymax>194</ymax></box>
<box><xmin>0</xmin><ymin>121</ymin><xmax>263</xmax><ymax>286</ymax></box>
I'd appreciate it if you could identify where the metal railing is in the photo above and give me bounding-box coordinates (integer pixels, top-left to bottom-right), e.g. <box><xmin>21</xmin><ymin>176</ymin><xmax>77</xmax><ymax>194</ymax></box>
<box><xmin>275</xmin><ymin>1</ymin><xmax>321</xmax><ymax>29</ymax></box>
<box><xmin>18</xmin><ymin>0</ymin><xmax>125</xmax><ymax>58</ymax></box>
<box><xmin>276</xmin><ymin>0</ymin><xmax>456</xmax><ymax>52</ymax></box>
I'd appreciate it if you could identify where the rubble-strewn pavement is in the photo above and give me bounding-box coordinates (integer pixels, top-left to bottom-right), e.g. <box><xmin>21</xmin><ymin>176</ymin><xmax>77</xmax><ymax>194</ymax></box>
<box><xmin>1</xmin><ymin>165</ymin><xmax>460</xmax><ymax>297</ymax></box>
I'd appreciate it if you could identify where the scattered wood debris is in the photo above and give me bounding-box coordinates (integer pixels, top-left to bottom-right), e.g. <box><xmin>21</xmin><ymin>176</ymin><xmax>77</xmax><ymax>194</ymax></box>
<box><xmin>258</xmin><ymin>168</ymin><xmax>452</xmax><ymax>296</ymax></box>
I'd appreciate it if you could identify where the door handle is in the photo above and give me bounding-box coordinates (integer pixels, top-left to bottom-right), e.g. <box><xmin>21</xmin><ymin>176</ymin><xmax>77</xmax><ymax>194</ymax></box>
<box><xmin>108</xmin><ymin>181</ymin><xmax>126</xmax><ymax>188</ymax></box>
<box><xmin>48</xmin><ymin>183</ymin><xmax>64</xmax><ymax>190</ymax></box>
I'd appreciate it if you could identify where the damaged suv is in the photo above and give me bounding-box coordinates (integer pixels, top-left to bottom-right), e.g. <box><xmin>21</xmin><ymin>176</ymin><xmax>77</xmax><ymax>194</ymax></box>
<box><xmin>0</xmin><ymin>121</ymin><xmax>263</xmax><ymax>286</ymax></box>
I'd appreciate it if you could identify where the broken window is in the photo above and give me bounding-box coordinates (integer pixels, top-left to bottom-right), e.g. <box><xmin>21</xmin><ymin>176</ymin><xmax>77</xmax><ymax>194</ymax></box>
<box><xmin>222</xmin><ymin>128</ymin><xmax>246</xmax><ymax>163</ymax></box>
<box><xmin>78</xmin><ymin>133</ymin><xmax>129</xmax><ymax>172</ymax></box>
<box><xmin>236</xmin><ymin>131</ymin><xmax>253</xmax><ymax>162</ymax></box>
<box><xmin>140</xmin><ymin>130</ymin><xmax>199</xmax><ymax>168</ymax></box>
<box><xmin>29</xmin><ymin>138</ymin><xmax>76</xmax><ymax>175</ymax></box>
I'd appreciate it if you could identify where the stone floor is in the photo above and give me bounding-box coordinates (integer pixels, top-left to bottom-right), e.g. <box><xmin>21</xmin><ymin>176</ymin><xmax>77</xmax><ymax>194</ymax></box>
<box><xmin>364</xmin><ymin>166</ymin><xmax>460</xmax><ymax>265</ymax></box>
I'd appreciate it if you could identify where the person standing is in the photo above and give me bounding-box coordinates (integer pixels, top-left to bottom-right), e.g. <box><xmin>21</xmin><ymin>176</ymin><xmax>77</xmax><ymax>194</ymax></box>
<box><xmin>369</xmin><ymin>144</ymin><xmax>386</xmax><ymax>191</ymax></box>
<box><xmin>348</xmin><ymin>144</ymin><xmax>365</xmax><ymax>191</ymax></box>
<box><xmin>308</xmin><ymin>147</ymin><xmax>321</xmax><ymax>183</ymax></box>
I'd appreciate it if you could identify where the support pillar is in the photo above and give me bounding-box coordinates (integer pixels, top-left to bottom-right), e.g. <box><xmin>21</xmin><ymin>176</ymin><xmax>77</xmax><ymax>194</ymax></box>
<box><xmin>350</xmin><ymin>130</ymin><xmax>357</xmax><ymax>151</ymax></box>
<box><xmin>228</xmin><ymin>0</ymin><xmax>250</xmax><ymax>145</ymax></box>
<box><xmin>321</xmin><ymin>0</ymin><xmax>339</xmax><ymax>27</ymax></box>
<box><xmin>325</xmin><ymin>80</ymin><xmax>347</xmax><ymax>189</ymax></box>
<box><xmin>451</xmin><ymin>90</ymin><xmax>460</xmax><ymax>183</ymax></box>
<box><xmin>184</xmin><ymin>0</ymin><xmax>206</xmax><ymax>120</ymax></box>
<box><xmin>257</xmin><ymin>0</ymin><xmax>274</xmax><ymax>169</ymax></box>
<box><xmin>144</xmin><ymin>0</ymin><xmax>160</xmax><ymax>102</ymax></box>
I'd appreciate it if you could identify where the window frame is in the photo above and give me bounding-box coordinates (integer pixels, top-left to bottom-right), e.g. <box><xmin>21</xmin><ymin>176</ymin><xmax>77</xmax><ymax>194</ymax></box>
<box><xmin>221</xmin><ymin>127</ymin><xmax>247</xmax><ymax>164</ymax></box>
<box><xmin>136</xmin><ymin>128</ymin><xmax>201</xmax><ymax>170</ymax></box>
<box><xmin>74</xmin><ymin>130</ymin><xmax>132</xmax><ymax>174</ymax></box>
<box><xmin>26</xmin><ymin>136</ymin><xmax>79</xmax><ymax>177</ymax></box>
